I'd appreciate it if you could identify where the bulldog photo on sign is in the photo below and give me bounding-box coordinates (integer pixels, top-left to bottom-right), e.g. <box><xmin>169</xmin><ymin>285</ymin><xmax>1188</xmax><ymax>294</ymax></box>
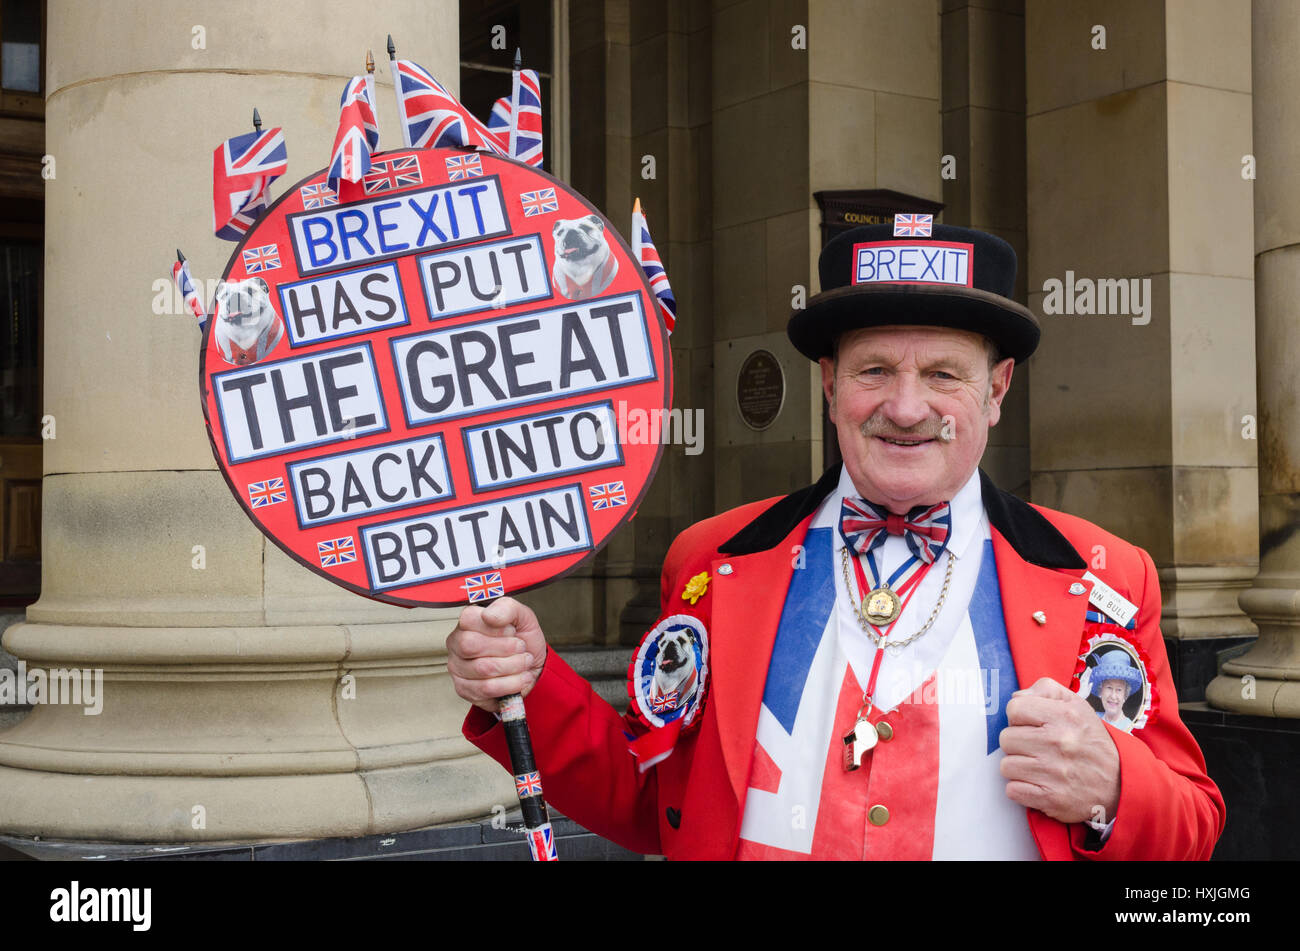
<box><xmin>212</xmin><ymin>277</ymin><xmax>286</xmax><ymax>367</ymax></box>
<box><xmin>551</xmin><ymin>214</ymin><xmax>619</xmax><ymax>300</ymax></box>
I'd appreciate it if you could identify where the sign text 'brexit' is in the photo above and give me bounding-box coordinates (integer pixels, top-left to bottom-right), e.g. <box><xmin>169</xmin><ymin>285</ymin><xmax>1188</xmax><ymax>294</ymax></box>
<box><xmin>288</xmin><ymin>178</ymin><xmax>509</xmax><ymax>276</ymax></box>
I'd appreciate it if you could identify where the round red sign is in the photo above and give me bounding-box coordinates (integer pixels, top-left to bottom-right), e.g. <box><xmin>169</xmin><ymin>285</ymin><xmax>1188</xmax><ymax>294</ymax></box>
<box><xmin>200</xmin><ymin>148</ymin><xmax>670</xmax><ymax>607</ymax></box>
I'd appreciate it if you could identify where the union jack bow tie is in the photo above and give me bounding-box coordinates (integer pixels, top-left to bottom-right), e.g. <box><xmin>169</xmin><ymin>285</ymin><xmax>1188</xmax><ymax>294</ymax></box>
<box><xmin>839</xmin><ymin>498</ymin><xmax>952</xmax><ymax>565</ymax></box>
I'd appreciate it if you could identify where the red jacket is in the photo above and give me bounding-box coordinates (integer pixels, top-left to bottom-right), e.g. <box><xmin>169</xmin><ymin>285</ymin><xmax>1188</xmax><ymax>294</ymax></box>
<box><xmin>464</xmin><ymin>468</ymin><xmax>1226</xmax><ymax>860</ymax></box>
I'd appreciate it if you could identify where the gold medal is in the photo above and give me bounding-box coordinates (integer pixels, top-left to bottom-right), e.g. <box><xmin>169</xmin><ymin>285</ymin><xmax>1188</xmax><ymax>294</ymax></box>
<box><xmin>864</xmin><ymin>584</ymin><xmax>902</xmax><ymax>626</ymax></box>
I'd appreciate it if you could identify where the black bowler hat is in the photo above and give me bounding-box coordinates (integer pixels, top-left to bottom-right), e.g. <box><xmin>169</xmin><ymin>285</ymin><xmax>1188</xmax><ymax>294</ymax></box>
<box><xmin>787</xmin><ymin>222</ymin><xmax>1039</xmax><ymax>363</ymax></box>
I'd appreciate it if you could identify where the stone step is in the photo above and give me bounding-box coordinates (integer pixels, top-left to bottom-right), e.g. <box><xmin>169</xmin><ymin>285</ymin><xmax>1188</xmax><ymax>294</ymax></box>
<box><xmin>0</xmin><ymin>809</ymin><xmax>651</xmax><ymax>861</ymax></box>
<box><xmin>0</xmin><ymin>707</ymin><xmax>31</xmax><ymax>732</ymax></box>
<box><xmin>556</xmin><ymin>645</ymin><xmax>632</xmax><ymax>712</ymax></box>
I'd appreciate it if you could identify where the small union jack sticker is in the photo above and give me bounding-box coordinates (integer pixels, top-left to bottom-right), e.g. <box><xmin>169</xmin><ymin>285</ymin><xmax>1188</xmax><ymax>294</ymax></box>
<box><xmin>462</xmin><ymin>571</ymin><xmax>504</xmax><ymax>603</ymax></box>
<box><xmin>893</xmin><ymin>213</ymin><xmax>933</xmax><ymax>237</ymax></box>
<box><xmin>247</xmin><ymin>477</ymin><xmax>286</xmax><ymax>508</ymax></box>
<box><xmin>300</xmin><ymin>183</ymin><xmax>338</xmax><ymax>208</ymax></box>
<box><xmin>588</xmin><ymin>481</ymin><xmax>627</xmax><ymax>510</ymax></box>
<box><xmin>363</xmin><ymin>155</ymin><xmax>423</xmax><ymax>194</ymax></box>
<box><xmin>318</xmin><ymin>536</ymin><xmax>356</xmax><ymax>567</ymax></box>
<box><xmin>520</xmin><ymin>188</ymin><xmax>558</xmax><ymax>217</ymax></box>
<box><xmin>527</xmin><ymin>822</ymin><xmax>558</xmax><ymax>862</ymax></box>
<box><xmin>241</xmin><ymin>244</ymin><xmax>281</xmax><ymax>273</ymax></box>
<box><xmin>649</xmin><ymin>690</ymin><xmax>679</xmax><ymax>714</ymax></box>
<box><xmin>445</xmin><ymin>153</ymin><xmax>483</xmax><ymax>181</ymax></box>
<box><xmin>515</xmin><ymin>771</ymin><xmax>543</xmax><ymax>797</ymax></box>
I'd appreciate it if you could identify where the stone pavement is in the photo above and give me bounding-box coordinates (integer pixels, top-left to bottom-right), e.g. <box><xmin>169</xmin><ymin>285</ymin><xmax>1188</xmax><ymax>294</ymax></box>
<box><xmin>0</xmin><ymin>810</ymin><xmax>650</xmax><ymax>861</ymax></box>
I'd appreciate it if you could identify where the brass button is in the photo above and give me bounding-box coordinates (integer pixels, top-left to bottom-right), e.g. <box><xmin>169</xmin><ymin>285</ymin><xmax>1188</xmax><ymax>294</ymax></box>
<box><xmin>868</xmin><ymin>804</ymin><xmax>890</xmax><ymax>826</ymax></box>
<box><xmin>876</xmin><ymin>721</ymin><xmax>893</xmax><ymax>741</ymax></box>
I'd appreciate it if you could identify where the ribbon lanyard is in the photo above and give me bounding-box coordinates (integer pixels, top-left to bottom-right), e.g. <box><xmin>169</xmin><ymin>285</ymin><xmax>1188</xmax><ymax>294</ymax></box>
<box><xmin>848</xmin><ymin>548</ymin><xmax>938</xmax><ymax>703</ymax></box>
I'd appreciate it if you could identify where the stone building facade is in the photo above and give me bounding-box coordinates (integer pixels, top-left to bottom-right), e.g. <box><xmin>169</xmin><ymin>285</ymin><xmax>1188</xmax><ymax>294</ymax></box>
<box><xmin>0</xmin><ymin>0</ymin><xmax>1292</xmax><ymax>857</ymax></box>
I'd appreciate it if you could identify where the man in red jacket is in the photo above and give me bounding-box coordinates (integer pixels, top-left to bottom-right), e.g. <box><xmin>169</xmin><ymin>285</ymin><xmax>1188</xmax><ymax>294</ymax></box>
<box><xmin>449</xmin><ymin>221</ymin><xmax>1225</xmax><ymax>860</ymax></box>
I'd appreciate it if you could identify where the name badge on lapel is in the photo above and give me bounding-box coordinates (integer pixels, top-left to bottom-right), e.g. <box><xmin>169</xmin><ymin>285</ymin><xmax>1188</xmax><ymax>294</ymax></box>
<box><xmin>1082</xmin><ymin>571</ymin><xmax>1137</xmax><ymax>627</ymax></box>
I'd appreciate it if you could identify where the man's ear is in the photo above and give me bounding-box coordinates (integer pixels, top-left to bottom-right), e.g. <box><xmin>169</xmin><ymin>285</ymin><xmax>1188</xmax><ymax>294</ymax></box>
<box><xmin>819</xmin><ymin>357</ymin><xmax>837</xmax><ymax>424</ymax></box>
<box><xmin>986</xmin><ymin>357</ymin><xmax>1015</xmax><ymax>426</ymax></box>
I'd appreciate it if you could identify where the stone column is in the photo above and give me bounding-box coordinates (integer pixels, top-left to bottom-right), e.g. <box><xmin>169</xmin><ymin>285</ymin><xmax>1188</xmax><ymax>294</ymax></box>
<box><xmin>611</xmin><ymin>1</ymin><xmax>715</xmax><ymax>644</ymax></box>
<box><xmin>941</xmin><ymin>0</ymin><xmax>1029</xmax><ymax>497</ymax></box>
<box><xmin>519</xmin><ymin>0</ymin><xmax>633</xmax><ymax>650</ymax></box>
<box><xmin>711</xmin><ymin>0</ymin><xmax>815</xmax><ymax>513</ymax></box>
<box><xmin>1207</xmin><ymin>0</ymin><xmax>1300</xmax><ymax>717</ymax></box>
<box><xmin>0</xmin><ymin>0</ymin><xmax>515</xmax><ymax>842</ymax></box>
<box><xmin>710</xmin><ymin>0</ymin><xmax>943</xmax><ymax>513</ymax></box>
<box><xmin>1025</xmin><ymin>0</ymin><xmax>1257</xmax><ymax>698</ymax></box>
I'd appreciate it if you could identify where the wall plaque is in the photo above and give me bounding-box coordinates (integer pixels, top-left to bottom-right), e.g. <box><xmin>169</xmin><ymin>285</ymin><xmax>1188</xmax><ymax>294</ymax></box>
<box><xmin>736</xmin><ymin>349</ymin><xmax>784</xmax><ymax>431</ymax></box>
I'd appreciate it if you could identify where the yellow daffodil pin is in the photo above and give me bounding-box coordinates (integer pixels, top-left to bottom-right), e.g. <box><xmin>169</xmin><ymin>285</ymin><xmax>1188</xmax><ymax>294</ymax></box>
<box><xmin>681</xmin><ymin>571</ymin><xmax>710</xmax><ymax>605</ymax></box>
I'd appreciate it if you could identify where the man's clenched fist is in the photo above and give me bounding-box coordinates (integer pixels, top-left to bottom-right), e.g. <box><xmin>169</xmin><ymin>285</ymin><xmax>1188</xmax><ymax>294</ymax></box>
<box><xmin>447</xmin><ymin>597</ymin><xmax>549</xmax><ymax>712</ymax></box>
<box><xmin>999</xmin><ymin>677</ymin><xmax>1121</xmax><ymax>825</ymax></box>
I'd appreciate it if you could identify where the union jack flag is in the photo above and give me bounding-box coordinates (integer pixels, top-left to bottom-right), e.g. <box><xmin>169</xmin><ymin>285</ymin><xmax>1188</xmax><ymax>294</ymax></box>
<box><xmin>462</xmin><ymin>571</ymin><xmax>504</xmax><ymax>603</ymax></box>
<box><xmin>171</xmin><ymin>254</ymin><xmax>207</xmax><ymax>328</ymax></box>
<box><xmin>212</xmin><ymin>127</ymin><xmax>287</xmax><ymax>241</ymax></box>
<box><xmin>393</xmin><ymin>59</ymin><xmax>508</xmax><ymax>155</ymax></box>
<box><xmin>247</xmin><ymin>477</ymin><xmax>286</xmax><ymax>507</ymax></box>
<box><xmin>318</xmin><ymin>536</ymin><xmax>357</xmax><ymax>567</ymax></box>
<box><xmin>363</xmin><ymin>155</ymin><xmax>423</xmax><ymax>194</ymax></box>
<box><xmin>588</xmin><ymin>481</ymin><xmax>627</xmax><ymax>510</ymax></box>
<box><xmin>300</xmin><ymin>183</ymin><xmax>338</xmax><ymax>209</ymax></box>
<box><xmin>241</xmin><ymin>244</ymin><xmax>280</xmax><ymax>273</ymax></box>
<box><xmin>893</xmin><ymin>213</ymin><xmax>933</xmax><ymax>237</ymax></box>
<box><xmin>514</xmin><ymin>771</ymin><xmax>543</xmax><ymax>797</ymax></box>
<box><xmin>444</xmin><ymin>153</ymin><xmax>483</xmax><ymax>181</ymax></box>
<box><xmin>526</xmin><ymin>822</ymin><xmax>558</xmax><ymax>862</ymax></box>
<box><xmin>486</xmin><ymin>69</ymin><xmax>544</xmax><ymax>168</ymax></box>
<box><xmin>510</xmin><ymin>68</ymin><xmax>544</xmax><ymax>168</ymax></box>
<box><xmin>649</xmin><ymin>690</ymin><xmax>679</xmax><ymax>714</ymax></box>
<box><xmin>520</xmin><ymin>188</ymin><xmax>558</xmax><ymax>217</ymax></box>
<box><xmin>328</xmin><ymin>77</ymin><xmax>379</xmax><ymax>190</ymax></box>
<box><xmin>632</xmin><ymin>199</ymin><xmax>677</xmax><ymax>334</ymax></box>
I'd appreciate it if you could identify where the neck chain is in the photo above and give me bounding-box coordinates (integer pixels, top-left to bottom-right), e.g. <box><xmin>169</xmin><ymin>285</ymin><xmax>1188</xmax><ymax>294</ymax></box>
<box><xmin>840</xmin><ymin>545</ymin><xmax>955</xmax><ymax>653</ymax></box>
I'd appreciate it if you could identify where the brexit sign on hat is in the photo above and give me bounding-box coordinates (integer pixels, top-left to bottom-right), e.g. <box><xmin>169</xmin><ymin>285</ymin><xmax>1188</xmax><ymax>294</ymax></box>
<box><xmin>851</xmin><ymin>240</ymin><xmax>973</xmax><ymax>288</ymax></box>
<box><xmin>787</xmin><ymin>216</ymin><xmax>1041</xmax><ymax>365</ymax></box>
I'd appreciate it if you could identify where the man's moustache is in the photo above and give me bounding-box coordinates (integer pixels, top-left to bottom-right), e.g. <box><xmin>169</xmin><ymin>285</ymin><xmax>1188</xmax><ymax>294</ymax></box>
<box><xmin>859</xmin><ymin>418</ymin><xmax>950</xmax><ymax>441</ymax></box>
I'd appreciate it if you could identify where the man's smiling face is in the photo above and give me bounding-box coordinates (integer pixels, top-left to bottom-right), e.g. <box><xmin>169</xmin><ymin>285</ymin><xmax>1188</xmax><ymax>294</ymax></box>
<box><xmin>820</xmin><ymin>325</ymin><xmax>1014</xmax><ymax>512</ymax></box>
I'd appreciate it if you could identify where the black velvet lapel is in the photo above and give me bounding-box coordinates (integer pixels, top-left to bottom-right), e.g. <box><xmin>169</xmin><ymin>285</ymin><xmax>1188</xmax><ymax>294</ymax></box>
<box><xmin>717</xmin><ymin>465</ymin><xmax>1086</xmax><ymax>571</ymax></box>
